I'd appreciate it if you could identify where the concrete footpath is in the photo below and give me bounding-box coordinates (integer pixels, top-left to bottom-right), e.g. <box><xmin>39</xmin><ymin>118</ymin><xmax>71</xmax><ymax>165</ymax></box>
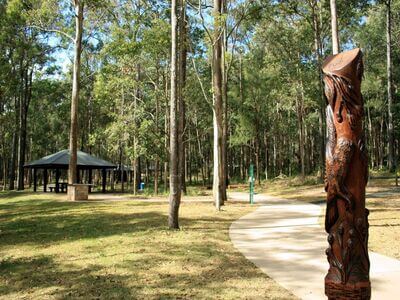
<box><xmin>229</xmin><ymin>193</ymin><xmax>400</xmax><ymax>300</ymax></box>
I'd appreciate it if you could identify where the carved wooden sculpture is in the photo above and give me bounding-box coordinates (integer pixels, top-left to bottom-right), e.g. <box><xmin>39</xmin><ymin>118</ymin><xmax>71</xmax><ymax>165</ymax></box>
<box><xmin>323</xmin><ymin>48</ymin><xmax>371</xmax><ymax>300</ymax></box>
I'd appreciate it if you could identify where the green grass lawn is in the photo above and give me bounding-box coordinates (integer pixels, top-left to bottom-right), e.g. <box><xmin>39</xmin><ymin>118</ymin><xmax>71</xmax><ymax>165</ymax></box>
<box><xmin>0</xmin><ymin>192</ymin><xmax>296</xmax><ymax>299</ymax></box>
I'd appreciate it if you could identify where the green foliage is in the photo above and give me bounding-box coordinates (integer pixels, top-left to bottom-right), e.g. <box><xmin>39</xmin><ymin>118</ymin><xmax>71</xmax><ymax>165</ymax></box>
<box><xmin>1</xmin><ymin>0</ymin><xmax>399</xmax><ymax>189</ymax></box>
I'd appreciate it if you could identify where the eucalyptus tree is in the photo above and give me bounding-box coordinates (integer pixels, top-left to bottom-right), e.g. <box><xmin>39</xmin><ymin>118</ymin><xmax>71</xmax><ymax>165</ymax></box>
<box><xmin>385</xmin><ymin>0</ymin><xmax>395</xmax><ymax>172</ymax></box>
<box><xmin>0</xmin><ymin>0</ymin><xmax>52</xmax><ymax>190</ymax></box>
<box><xmin>26</xmin><ymin>0</ymin><xmax>111</xmax><ymax>185</ymax></box>
<box><xmin>169</xmin><ymin>0</ymin><xmax>181</xmax><ymax>228</ymax></box>
<box><xmin>330</xmin><ymin>0</ymin><xmax>340</xmax><ymax>54</ymax></box>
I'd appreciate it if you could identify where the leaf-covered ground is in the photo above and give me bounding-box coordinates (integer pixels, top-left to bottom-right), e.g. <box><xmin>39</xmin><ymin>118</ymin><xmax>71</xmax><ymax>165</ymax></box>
<box><xmin>0</xmin><ymin>192</ymin><xmax>296</xmax><ymax>299</ymax></box>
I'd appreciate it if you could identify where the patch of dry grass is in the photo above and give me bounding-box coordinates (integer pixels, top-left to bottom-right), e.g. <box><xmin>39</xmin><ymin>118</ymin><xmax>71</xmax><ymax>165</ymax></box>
<box><xmin>0</xmin><ymin>191</ymin><xmax>296</xmax><ymax>299</ymax></box>
<box><xmin>260</xmin><ymin>178</ymin><xmax>325</xmax><ymax>205</ymax></box>
<box><xmin>259</xmin><ymin>177</ymin><xmax>400</xmax><ymax>260</ymax></box>
<box><xmin>365</xmin><ymin>182</ymin><xmax>400</xmax><ymax>259</ymax></box>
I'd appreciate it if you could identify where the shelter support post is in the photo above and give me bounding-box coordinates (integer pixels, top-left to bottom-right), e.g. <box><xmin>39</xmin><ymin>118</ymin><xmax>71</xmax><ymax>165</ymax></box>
<box><xmin>88</xmin><ymin>168</ymin><xmax>92</xmax><ymax>193</ymax></box>
<box><xmin>33</xmin><ymin>168</ymin><xmax>37</xmax><ymax>192</ymax></box>
<box><xmin>102</xmin><ymin>168</ymin><xmax>106</xmax><ymax>193</ymax></box>
<box><xmin>55</xmin><ymin>169</ymin><xmax>60</xmax><ymax>193</ymax></box>
<box><xmin>43</xmin><ymin>168</ymin><xmax>48</xmax><ymax>192</ymax></box>
<box><xmin>77</xmin><ymin>168</ymin><xmax>80</xmax><ymax>184</ymax></box>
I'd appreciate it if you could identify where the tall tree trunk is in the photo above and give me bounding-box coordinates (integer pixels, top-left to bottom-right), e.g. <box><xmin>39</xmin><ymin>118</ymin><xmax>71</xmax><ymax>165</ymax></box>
<box><xmin>9</xmin><ymin>96</ymin><xmax>18</xmax><ymax>190</ymax></box>
<box><xmin>221</xmin><ymin>0</ymin><xmax>228</xmax><ymax>199</ymax></box>
<box><xmin>310</xmin><ymin>0</ymin><xmax>326</xmax><ymax>180</ymax></box>
<box><xmin>213</xmin><ymin>0</ymin><xmax>225</xmax><ymax>210</ymax></box>
<box><xmin>296</xmin><ymin>83</ymin><xmax>306</xmax><ymax>180</ymax></box>
<box><xmin>120</xmin><ymin>146</ymin><xmax>124</xmax><ymax>192</ymax></box>
<box><xmin>386</xmin><ymin>0</ymin><xmax>395</xmax><ymax>172</ymax></box>
<box><xmin>133</xmin><ymin>157</ymin><xmax>137</xmax><ymax>194</ymax></box>
<box><xmin>330</xmin><ymin>0</ymin><xmax>340</xmax><ymax>54</ymax></box>
<box><xmin>169</xmin><ymin>0</ymin><xmax>181</xmax><ymax>229</ymax></box>
<box><xmin>154</xmin><ymin>159</ymin><xmax>159</xmax><ymax>194</ymax></box>
<box><xmin>17</xmin><ymin>65</ymin><xmax>30</xmax><ymax>190</ymax></box>
<box><xmin>179</xmin><ymin>1</ymin><xmax>187</xmax><ymax>194</ymax></box>
<box><xmin>155</xmin><ymin>73</ymin><xmax>160</xmax><ymax>195</ymax></box>
<box><xmin>2</xmin><ymin>149</ymin><xmax>6</xmax><ymax>191</ymax></box>
<box><xmin>164</xmin><ymin>70</ymin><xmax>169</xmax><ymax>193</ymax></box>
<box><xmin>264</xmin><ymin>131</ymin><xmax>269</xmax><ymax>180</ymax></box>
<box><xmin>68</xmin><ymin>1</ymin><xmax>84</xmax><ymax>185</ymax></box>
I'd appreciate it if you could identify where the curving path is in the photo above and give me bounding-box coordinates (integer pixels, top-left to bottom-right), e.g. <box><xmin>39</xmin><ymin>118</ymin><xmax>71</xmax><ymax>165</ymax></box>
<box><xmin>229</xmin><ymin>193</ymin><xmax>400</xmax><ymax>300</ymax></box>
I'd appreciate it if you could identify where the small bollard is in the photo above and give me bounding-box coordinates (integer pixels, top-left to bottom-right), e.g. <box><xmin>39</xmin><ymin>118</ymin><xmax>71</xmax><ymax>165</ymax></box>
<box><xmin>249</xmin><ymin>164</ymin><xmax>254</xmax><ymax>204</ymax></box>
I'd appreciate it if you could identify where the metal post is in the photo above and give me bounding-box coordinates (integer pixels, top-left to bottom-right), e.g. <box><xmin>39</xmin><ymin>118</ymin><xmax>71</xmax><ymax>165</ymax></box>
<box><xmin>249</xmin><ymin>164</ymin><xmax>254</xmax><ymax>204</ymax></box>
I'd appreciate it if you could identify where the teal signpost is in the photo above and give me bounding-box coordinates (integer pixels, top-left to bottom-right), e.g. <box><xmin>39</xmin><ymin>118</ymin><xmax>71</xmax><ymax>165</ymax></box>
<box><xmin>249</xmin><ymin>164</ymin><xmax>254</xmax><ymax>204</ymax></box>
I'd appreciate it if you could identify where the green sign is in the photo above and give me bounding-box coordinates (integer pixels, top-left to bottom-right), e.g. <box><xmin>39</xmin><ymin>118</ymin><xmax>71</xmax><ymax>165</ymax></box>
<box><xmin>249</xmin><ymin>164</ymin><xmax>254</xmax><ymax>204</ymax></box>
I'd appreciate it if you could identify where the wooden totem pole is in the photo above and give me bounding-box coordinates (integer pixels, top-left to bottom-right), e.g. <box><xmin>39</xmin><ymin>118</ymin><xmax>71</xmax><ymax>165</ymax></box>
<box><xmin>323</xmin><ymin>48</ymin><xmax>371</xmax><ymax>299</ymax></box>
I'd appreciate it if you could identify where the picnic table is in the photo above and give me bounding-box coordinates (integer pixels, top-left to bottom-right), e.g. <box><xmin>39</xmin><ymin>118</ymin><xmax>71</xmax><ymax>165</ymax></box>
<box><xmin>47</xmin><ymin>182</ymin><xmax>97</xmax><ymax>193</ymax></box>
<box><xmin>48</xmin><ymin>182</ymin><xmax>68</xmax><ymax>193</ymax></box>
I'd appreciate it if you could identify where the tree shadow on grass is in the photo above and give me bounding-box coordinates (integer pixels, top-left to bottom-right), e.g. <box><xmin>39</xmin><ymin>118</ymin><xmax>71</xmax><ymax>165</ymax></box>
<box><xmin>0</xmin><ymin>209</ymin><xmax>167</xmax><ymax>247</ymax></box>
<box><xmin>0</xmin><ymin>194</ymin><xmax>297</xmax><ymax>299</ymax></box>
<box><xmin>0</xmin><ymin>197</ymin><xmax>239</xmax><ymax>247</ymax></box>
<box><xmin>0</xmin><ymin>255</ymin><xmax>135</xmax><ymax>299</ymax></box>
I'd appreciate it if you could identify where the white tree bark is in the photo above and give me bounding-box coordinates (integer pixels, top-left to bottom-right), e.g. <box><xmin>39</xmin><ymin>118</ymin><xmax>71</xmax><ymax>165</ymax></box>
<box><xmin>168</xmin><ymin>0</ymin><xmax>181</xmax><ymax>229</ymax></box>
<box><xmin>330</xmin><ymin>0</ymin><xmax>340</xmax><ymax>54</ymax></box>
<box><xmin>386</xmin><ymin>0</ymin><xmax>395</xmax><ymax>171</ymax></box>
<box><xmin>212</xmin><ymin>0</ymin><xmax>224</xmax><ymax>210</ymax></box>
<box><xmin>68</xmin><ymin>0</ymin><xmax>83</xmax><ymax>184</ymax></box>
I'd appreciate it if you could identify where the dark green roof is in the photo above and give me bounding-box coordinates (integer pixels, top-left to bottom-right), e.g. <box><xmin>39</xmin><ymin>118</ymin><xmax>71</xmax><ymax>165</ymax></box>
<box><xmin>25</xmin><ymin>150</ymin><xmax>116</xmax><ymax>169</ymax></box>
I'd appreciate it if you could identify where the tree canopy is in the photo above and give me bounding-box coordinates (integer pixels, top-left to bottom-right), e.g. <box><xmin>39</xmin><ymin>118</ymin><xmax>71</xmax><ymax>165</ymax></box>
<box><xmin>0</xmin><ymin>0</ymin><xmax>399</xmax><ymax>194</ymax></box>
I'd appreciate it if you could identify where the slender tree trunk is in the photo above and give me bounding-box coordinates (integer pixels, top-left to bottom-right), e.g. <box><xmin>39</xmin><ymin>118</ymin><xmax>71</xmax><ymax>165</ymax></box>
<box><xmin>367</xmin><ymin>104</ymin><xmax>374</xmax><ymax>168</ymax></box>
<box><xmin>221</xmin><ymin>0</ymin><xmax>228</xmax><ymax>199</ymax></box>
<box><xmin>213</xmin><ymin>0</ymin><xmax>225</xmax><ymax>210</ymax></box>
<box><xmin>110</xmin><ymin>168</ymin><xmax>115</xmax><ymax>191</ymax></box>
<box><xmin>17</xmin><ymin>66</ymin><xmax>30</xmax><ymax>190</ymax></box>
<box><xmin>264</xmin><ymin>131</ymin><xmax>269</xmax><ymax>180</ymax></box>
<box><xmin>330</xmin><ymin>0</ymin><xmax>340</xmax><ymax>54</ymax></box>
<box><xmin>386</xmin><ymin>0</ymin><xmax>395</xmax><ymax>172</ymax></box>
<box><xmin>164</xmin><ymin>71</ymin><xmax>169</xmax><ymax>193</ymax></box>
<box><xmin>2</xmin><ymin>149</ymin><xmax>6</xmax><ymax>191</ymax></box>
<box><xmin>120</xmin><ymin>146</ymin><xmax>124</xmax><ymax>192</ymax></box>
<box><xmin>68</xmin><ymin>1</ymin><xmax>84</xmax><ymax>185</ymax></box>
<box><xmin>9</xmin><ymin>96</ymin><xmax>18</xmax><ymax>190</ymax></box>
<box><xmin>380</xmin><ymin>116</ymin><xmax>384</xmax><ymax>168</ymax></box>
<box><xmin>155</xmin><ymin>75</ymin><xmax>160</xmax><ymax>195</ymax></box>
<box><xmin>195</xmin><ymin>123</ymin><xmax>206</xmax><ymax>186</ymax></box>
<box><xmin>179</xmin><ymin>1</ymin><xmax>187</xmax><ymax>194</ymax></box>
<box><xmin>133</xmin><ymin>157</ymin><xmax>137</xmax><ymax>194</ymax></box>
<box><xmin>154</xmin><ymin>159</ymin><xmax>159</xmax><ymax>194</ymax></box>
<box><xmin>296</xmin><ymin>83</ymin><xmax>306</xmax><ymax>180</ymax></box>
<box><xmin>311</xmin><ymin>0</ymin><xmax>326</xmax><ymax>180</ymax></box>
<box><xmin>169</xmin><ymin>0</ymin><xmax>181</xmax><ymax>229</ymax></box>
<box><xmin>255</xmin><ymin>136</ymin><xmax>260</xmax><ymax>185</ymax></box>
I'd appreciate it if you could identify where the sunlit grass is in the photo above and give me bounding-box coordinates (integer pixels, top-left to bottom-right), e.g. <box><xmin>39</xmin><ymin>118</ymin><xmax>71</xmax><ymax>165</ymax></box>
<box><xmin>258</xmin><ymin>175</ymin><xmax>400</xmax><ymax>260</ymax></box>
<box><xmin>0</xmin><ymin>191</ymin><xmax>295</xmax><ymax>299</ymax></box>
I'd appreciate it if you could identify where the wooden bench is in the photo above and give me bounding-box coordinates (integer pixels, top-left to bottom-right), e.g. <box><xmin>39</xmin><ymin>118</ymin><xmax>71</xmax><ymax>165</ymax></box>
<box><xmin>48</xmin><ymin>183</ymin><xmax>68</xmax><ymax>193</ymax></box>
<box><xmin>48</xmin><ymin>184</ymin><xmax>56</xmax><ymax>192</ymax></box>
